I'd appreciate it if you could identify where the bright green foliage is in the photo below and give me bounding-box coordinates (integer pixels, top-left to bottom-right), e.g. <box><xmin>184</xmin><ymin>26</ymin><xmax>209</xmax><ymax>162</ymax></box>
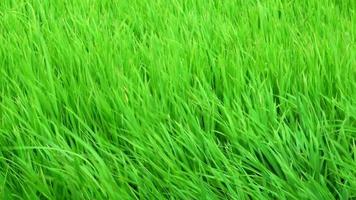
<box><xmin>0</xmin><ymin>0</ymin><xmax>355</xmax><ymax>199</ymax></box>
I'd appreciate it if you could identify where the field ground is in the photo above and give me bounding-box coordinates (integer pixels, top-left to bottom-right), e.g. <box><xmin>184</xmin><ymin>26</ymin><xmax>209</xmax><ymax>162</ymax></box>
<box><xmin>0</xmin><ymin>0</ymin><xmax>355</xmax><ymax>199</ymax></box>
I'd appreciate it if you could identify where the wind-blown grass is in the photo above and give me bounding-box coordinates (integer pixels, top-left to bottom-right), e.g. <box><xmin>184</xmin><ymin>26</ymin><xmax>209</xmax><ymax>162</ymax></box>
<box><xmin>0</xmin><ymin>0</ymin><xmax>355</xmax><ymax>199</ymax></box>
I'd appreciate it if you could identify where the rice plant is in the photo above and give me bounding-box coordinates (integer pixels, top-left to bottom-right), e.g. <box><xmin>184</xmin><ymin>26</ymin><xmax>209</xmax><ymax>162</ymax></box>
<box><xmin>0</xmin><ymin>0</ymin><xmax>355</xmax><ymax>199</ymax></box>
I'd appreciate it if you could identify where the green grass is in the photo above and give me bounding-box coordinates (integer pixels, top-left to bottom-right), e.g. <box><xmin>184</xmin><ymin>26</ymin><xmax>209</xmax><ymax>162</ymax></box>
<box><xmin>0</xmin><ymin>0</ymin><xmax>355</xmax><ymax>199</ymax></box>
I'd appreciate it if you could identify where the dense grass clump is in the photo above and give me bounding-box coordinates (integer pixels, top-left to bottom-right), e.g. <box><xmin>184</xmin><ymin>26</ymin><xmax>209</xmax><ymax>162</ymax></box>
<box><xmin>0</xmin><ymin>0</ymin><xmax>355</xmax><ymax>199</ymax></box>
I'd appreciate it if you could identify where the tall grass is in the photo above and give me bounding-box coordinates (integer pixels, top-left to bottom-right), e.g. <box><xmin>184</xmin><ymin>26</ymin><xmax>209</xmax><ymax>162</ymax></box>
<box><xmin>0</xmin><ymin>0</ymin><xmax>355</xmax><ymax>199</ymax></box>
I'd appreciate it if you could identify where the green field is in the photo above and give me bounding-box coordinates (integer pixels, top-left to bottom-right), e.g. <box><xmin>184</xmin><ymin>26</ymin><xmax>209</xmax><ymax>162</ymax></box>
<box><xmin>0</xmin><ymin>0</ymin><xmax>355</xmax><ymax>199</ymax></box>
